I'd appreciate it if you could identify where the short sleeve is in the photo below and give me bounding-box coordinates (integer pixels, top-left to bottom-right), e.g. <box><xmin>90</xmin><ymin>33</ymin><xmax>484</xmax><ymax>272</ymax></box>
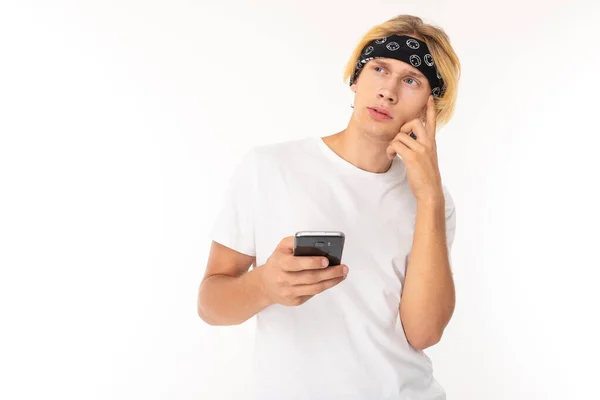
<box><xmin>443</xmin><ymin>186</ymin><xmax>457</xmax><ymax>266</ymax></box>
<box><xmin>209</xmin><ymin>148</ymin><xmax>258</xmax><ymax>257</ymax></box>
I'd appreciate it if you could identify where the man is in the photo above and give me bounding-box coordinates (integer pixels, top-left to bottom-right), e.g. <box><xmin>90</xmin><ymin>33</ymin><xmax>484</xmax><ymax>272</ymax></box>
<box><xmin>198</xmin><ymin>14</ymin><xmax>461</xmax><ymax>400</ymax></box>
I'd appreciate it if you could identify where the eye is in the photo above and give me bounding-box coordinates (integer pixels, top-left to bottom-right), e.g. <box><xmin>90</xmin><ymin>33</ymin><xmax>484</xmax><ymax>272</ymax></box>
<box><xmin>374</xmin><ymin>66</ymin><xmax>386</xmax><ymax>73</ymax></box>
<box><xmin>404</xmin><ymin>77</ymin><xmax>419</xmax><ymax>86</ymax></box>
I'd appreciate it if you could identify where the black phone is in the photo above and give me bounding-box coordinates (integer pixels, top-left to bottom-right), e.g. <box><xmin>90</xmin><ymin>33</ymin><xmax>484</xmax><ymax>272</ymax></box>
<box><xmin>293</xmin><ymin>231</ymin><xmax>345</xmax><ymax>266</ymax></box>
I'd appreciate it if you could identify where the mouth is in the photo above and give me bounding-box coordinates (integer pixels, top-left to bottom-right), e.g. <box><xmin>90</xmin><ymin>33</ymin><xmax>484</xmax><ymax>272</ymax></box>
<box><xmin>367</xmin><ymin>107</ymin><xmax>392</xmax><ymax>120</ymax></box>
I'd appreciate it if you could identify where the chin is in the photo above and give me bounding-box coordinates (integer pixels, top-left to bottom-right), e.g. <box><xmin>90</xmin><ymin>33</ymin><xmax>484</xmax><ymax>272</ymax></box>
<box><xmin>355</xmin><ymin>111</ymin><xmax>401</xmax><ymax>140</ymax></box>
<box><xmin>363</xmin><ymin>123</ymin><xmax>400</xmax><ymax>141</ymax></box>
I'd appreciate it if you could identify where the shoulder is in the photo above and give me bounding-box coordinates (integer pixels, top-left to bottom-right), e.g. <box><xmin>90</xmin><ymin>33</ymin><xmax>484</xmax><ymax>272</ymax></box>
<box><xmin>253</xmin><ymin>136</ymin><xmax>313</xmax><ymax>156</ymax></box>
<box><xmin>247</xmin><ymin>136</ymin><xmax>316</xmax><ymax>168</ymax></box>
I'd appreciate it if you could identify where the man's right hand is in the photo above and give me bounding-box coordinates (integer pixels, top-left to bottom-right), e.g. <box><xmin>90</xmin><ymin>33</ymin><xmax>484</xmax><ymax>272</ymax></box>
<box><xmin>257</xmin><ymin>236</ymin><xmax>349</xmax><ymax>307</ymax></box>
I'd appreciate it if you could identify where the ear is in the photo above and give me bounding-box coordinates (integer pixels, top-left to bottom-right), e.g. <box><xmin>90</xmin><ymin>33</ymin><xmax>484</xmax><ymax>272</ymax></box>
<box><xmin>350</xmin><ymin>83</ymin><xmax>357</xmax><ymax>93</ymax></box>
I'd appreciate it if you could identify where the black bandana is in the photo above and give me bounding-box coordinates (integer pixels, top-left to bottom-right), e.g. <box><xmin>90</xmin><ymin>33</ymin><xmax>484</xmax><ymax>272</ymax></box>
<box><xmin>350</xmin><ymin>35</ymin><xmax>446</xmax><ymax>98</ymax></box>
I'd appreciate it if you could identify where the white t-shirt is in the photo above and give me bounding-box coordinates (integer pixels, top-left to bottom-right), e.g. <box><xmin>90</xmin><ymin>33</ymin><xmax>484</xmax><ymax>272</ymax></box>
<box><xmin>210</xmin><ymin>136</ymin><xmax>456</xmax><ymax>400</ymax></box>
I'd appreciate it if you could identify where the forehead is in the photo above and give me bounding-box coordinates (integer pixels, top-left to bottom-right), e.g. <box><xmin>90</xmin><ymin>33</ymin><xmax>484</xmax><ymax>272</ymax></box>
<box><xmin>370</xmin><ymin>58</ymin><xmax>425</xmax><ymax>78</ymax></box>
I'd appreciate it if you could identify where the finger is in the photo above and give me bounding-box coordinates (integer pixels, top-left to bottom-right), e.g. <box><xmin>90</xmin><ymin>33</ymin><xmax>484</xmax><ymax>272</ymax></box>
<box><xmin>284</xmin><ymin>255</ymin><xmax>329</xmax><ymax>272</ymax></box>
<box><xmin>393</xmin><ymin>132</ymin><xmax>426</xmax><ymax>153</ymax></box>
<box><xmin>289</xmin><ymin>264</ymin><xmax>348</xmax><ymax>285</ymax></box>
<box><xmin>425</xmin><ymin>95</ymin><xmax>437</xmax><ymax>137</ymax></box>
<box><xmin>294</xmin><ymin>275</ymin><xmax>346</xmax><ymax>296</ymax></box>
<box><xmin>386</xmin><ymin>138</ymin><xmax>409</xmax><ymax>160</ymax></box>
<box><xmin>277</xmin><ymin>236</ymin><xmax>295</xmax><ymax>253</ymax></box>
<box><xmin>401</xmin><ymin>119</ymin><xmax>427</xmax><ymax>142</ymax></box>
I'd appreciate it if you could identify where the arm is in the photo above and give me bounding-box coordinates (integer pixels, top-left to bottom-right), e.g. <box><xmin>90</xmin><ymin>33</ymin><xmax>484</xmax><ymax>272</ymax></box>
<box><xmin>198</xmin><ymin>241</ymin><xmax>270</xmax><ymax>326</ymax></box>
<box><xmin>399</xmin><ymin>196</ymin><xmax>455</xmax><ymax>350</ymax></box>
<box><xmin>198</xmin><ymin>238</ymin><xmax>347</xmax><ymax>325</ymax></box>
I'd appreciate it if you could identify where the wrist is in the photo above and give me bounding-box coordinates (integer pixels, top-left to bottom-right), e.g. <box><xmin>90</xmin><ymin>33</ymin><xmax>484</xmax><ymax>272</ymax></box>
<box><xmin>248</xmin><ymin>265</ymin><xmax>273</xmax><ymax>309</ymax></box>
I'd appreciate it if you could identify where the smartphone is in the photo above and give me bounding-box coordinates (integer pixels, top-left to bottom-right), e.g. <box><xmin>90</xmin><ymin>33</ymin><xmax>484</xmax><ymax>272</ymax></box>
<box><xmin>293</xmin><ymin>231</ymin><xmax>345</xmax><ymax>266</ymax></box>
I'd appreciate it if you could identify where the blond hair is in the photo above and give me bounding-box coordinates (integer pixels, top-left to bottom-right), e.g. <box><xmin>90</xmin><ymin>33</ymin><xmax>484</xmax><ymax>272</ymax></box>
<box><xmin>344</xmin><ymin>15</ymin><xmax>461</xmax><ymax>127</ymax></box>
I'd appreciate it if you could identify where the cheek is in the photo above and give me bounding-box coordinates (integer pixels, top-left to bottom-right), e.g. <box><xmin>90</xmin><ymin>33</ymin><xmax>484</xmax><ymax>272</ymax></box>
<box><xmin>399</xmin><ymin>94</ymin><xmax>429</xmax><ymax>119</ymax></box>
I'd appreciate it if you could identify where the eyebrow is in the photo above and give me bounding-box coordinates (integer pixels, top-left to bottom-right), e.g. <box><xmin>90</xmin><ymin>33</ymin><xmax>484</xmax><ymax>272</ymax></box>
<box><xmin>373</xmin><ymin>59</ymin><xmax>426</xmax><ymax>79</ymax></box>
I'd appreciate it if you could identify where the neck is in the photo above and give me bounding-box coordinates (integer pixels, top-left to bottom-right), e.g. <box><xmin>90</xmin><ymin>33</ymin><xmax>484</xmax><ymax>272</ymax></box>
<box><xmin>322</xmin><ymin>120</ymin><xmax>394</xmax><ymax>174</ymax></box>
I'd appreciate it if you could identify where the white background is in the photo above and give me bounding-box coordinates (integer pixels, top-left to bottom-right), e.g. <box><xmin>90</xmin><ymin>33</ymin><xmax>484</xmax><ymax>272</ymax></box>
<box><xmin>1</xmin><ymin>1</ymin><xmax>599</xmax><ymax>399</ymax></box>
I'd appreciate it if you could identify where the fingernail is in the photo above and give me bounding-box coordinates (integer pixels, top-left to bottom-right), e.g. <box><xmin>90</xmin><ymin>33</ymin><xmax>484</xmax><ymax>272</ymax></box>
<box><xmin>322</xmin><ymin>258</ymin><xmax>329</xmax><ymax>267</ymax></box>
<box><xmin>343</xmin><ymin>266</ymin><xmax>349</xmax><ymax>276</ymax></box>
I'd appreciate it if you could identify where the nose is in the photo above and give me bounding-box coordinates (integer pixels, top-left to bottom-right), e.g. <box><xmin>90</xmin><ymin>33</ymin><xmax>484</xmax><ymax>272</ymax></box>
<box><xmin>377</xmin><ymin>87</ymin><xmax>397</xmax><ymax>104</ymax></box>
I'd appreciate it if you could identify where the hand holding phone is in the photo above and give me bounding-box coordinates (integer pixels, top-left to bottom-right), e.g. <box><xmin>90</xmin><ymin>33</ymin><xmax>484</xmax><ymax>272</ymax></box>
<box><xmin>256</xmin><ymin>233</ymin><xmax>348</xmax><ymax>307</ymax></box>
